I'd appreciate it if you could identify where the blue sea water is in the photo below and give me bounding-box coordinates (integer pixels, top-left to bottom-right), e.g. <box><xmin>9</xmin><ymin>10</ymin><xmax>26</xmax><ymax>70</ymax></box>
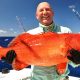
<box><xmin>0</xmin><ymin>37</ymin><xmax>80</xmax><ymax>77</ymax></box>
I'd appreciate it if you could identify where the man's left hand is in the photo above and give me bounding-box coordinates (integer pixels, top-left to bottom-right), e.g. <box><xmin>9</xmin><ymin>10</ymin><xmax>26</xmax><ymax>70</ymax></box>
<box><xmin>67</xmin><ymin>48</ymin><xmax>80</xmax><ymax>64</ymax></box>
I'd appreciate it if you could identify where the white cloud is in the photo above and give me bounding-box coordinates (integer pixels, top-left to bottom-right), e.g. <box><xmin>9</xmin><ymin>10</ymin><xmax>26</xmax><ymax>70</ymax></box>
<box><xmin>68</xmin><ymin>5</ymin><xmax>75</xmax><ymax>9</ymax></box>
<box><xmin>0</xmin><ymin>28</ymin><xmax>19</xmax><ymax>36</ymax></box>
<box><xmin>0</xmin><ymin>29</ymin><xmax>7</xmax><ymax>33</ymax></box>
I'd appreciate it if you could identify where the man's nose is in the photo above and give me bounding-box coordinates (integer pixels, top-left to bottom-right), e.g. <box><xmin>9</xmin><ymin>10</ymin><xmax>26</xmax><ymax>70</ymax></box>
<box><xmin>43</xmin><ymin>9</ymin><xmax>47</xmax><ymax>14</ymax></box>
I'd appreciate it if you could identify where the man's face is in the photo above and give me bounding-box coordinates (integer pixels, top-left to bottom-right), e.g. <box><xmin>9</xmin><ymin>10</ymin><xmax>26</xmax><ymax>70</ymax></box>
<box><xmin>36</xmin><ymin>2</ymin><xmax>54</xmax><ymax>26</ymax></box>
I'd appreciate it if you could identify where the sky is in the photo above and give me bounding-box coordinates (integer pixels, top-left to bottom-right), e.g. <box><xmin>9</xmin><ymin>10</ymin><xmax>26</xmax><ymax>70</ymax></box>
<box><xmin>0</xmin><ymin>0</ymin><xmax>80</xmax><ymax>36</ymax></box>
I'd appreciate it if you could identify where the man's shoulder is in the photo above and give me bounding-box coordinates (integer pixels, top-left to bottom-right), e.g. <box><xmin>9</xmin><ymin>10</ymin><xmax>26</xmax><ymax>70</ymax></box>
<box><xmin>59</xmin><ymin>26</ymin><xmax>72</xmax><ymax>33</ymax></box>
<box><xmin>27</xmin><ymin>27</ymin><xmax>43</xmax><ymax>34</ymax></box>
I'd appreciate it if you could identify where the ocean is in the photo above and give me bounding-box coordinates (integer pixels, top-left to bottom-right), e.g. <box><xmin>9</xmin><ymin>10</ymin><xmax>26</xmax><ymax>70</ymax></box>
<box><xmin>0</xmin><ymin>37</ymin><xmax>80</xmax><ymax>77</ymax></box>
<box><xmin>0</xmin><ymin>37</ymin><xmax>14</xmax><ymax>47</ymax></box>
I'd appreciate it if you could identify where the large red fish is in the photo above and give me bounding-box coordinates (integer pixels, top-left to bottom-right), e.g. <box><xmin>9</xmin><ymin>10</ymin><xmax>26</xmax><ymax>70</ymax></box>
<box><xmin>0</xmin><ymin>32</ymin><xmax>80</xmax><ymax>70</ymax></box>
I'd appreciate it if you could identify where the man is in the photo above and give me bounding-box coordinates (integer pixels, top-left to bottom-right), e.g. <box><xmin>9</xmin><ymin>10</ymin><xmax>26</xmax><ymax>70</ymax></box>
<box><xmin>27</xmin><ymin>2</ymin><xmax>72</xmax><ymax>80</ymax></box>
<box><xmin>27</xmin><ymin>2</ymin><xmax>71</xmax><ymax>35</ymax></box>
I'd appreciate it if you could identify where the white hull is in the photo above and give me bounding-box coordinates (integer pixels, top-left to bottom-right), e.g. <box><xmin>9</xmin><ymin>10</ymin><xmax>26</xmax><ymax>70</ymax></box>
<box><xmin>0</xmin><ymin>68</ymin><xmax>80</xmax><ymax>80</ymax></box>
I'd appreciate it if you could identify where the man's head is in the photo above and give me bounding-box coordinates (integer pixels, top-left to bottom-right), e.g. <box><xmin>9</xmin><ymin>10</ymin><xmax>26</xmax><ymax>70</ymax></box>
<box><xmin>36</xmin><ymin>2</ymin><xmax>54</xmax><ymax>26</ymax></box>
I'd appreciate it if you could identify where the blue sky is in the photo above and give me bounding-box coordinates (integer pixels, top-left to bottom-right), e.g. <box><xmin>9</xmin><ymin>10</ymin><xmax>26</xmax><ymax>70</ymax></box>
<box><xmin>0</xmin><ymin>0</ymin><xmax>80</xmax><ymax>36</ymax></box>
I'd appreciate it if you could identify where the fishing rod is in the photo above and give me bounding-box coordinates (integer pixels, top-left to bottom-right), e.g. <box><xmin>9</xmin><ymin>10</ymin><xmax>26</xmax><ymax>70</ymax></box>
<box><xmin>16</xmin><ymin>16</ymin><xmax>26</xmax><ymax>32</ymax></box>
<box><xmin>69</xmin><ymin>5</ymin><xmax>80</xmax><ymax>20</ymax></box>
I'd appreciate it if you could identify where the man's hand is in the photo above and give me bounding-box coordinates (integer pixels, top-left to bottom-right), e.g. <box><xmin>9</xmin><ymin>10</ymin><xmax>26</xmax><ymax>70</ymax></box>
<box><xmin>67</xmin><ymin>48</ymin><xmax>80</xmax><ymax>64</ymax></box>
<box><xmin>1</xmin><ymin>50</ymin><xmax>16</xmax><ymax>64</ymax></box>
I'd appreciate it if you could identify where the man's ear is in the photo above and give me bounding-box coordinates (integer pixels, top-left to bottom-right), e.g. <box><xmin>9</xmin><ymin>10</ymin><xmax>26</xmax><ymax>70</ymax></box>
<box><xmin>52</xmin><ymin>10</ymin><xmax>54</xmax><ymax>16</ymax></box>
<box><xmin>35</xmin><ymin>12</ymin><xmax>38</xmax><ymax>20</ymax></box>
<box><xmin>36</xmin><ymin>14</ymin><xmax>38</xmax><ymax>19</ymax></box>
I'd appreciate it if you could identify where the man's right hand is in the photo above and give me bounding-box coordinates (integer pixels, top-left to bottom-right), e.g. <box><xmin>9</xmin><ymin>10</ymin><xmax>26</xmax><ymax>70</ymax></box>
<box><xmin>1</xmin><ymin>50</ymin><xmax>16</xmax><ymax>64</ymax></box>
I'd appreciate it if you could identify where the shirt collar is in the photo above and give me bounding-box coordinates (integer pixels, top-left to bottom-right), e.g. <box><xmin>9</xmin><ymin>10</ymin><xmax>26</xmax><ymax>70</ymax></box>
<box><xmin>39</xmin><ymin>22</ymin><xmax>56</xmax><ymax>32</ymax></box>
